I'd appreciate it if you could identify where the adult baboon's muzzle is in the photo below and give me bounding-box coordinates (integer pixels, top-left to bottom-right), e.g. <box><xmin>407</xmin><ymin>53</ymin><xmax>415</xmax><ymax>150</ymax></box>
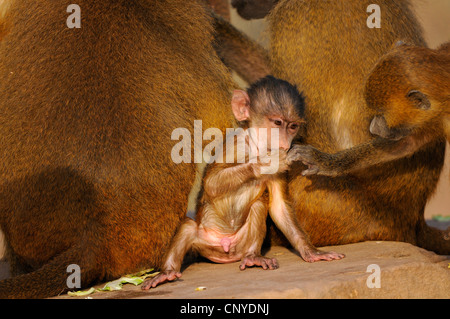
<box><xmin>369</xmin><ymin>115</ymin><xmax>407</xmax><ymax>141</ymax></box>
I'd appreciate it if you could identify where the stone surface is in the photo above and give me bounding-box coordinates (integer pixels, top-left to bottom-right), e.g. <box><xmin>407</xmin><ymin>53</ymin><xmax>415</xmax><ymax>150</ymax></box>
<box><xmin>50</xmin><ymin>241</ymin><xmax>449</xmax><ymax>299</ymax></box>
<box><xmin>1</xmin><ymin>221</ymin><xmax>449</xmax><ymax>299</ymax></box>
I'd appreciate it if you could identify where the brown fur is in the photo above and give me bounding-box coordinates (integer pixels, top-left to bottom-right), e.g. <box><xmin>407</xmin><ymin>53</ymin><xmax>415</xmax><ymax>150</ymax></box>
<box><xmin>365</xmin><ymin>42</ymin><xmax>450</xmax><ymax>135</ymax></box>
<box><xmin>212</xmin><ymin>14</ymin><xmax>271</xmax><ymax>84</ymax></box>
<box><xmin>201</xmin><ymin>0</ymin><xmax>272</xmax><ymax>84</ymax></box>
<box><xmin>265</xmin><ymin>0</ymin><xmax>447</xmax><ymax>253</ymax></box>
<box><xmin>0</xmin><ymin>0</ymin><xmax>11</xmax><ymax>41</ymax></box>
<box><xmin>290</xmin><ymin>42</ymin><xmax>450</xmax><ymax>177</ymax></box>
<box><xmin>0</xmin><ymin>0</ymin><xmax>234</xmax><ymax>298</ymax></box>
<box><xmin>204</xmin><ymin>0</ymin><xmax>231</xmax><ymax>21</ymax></box>
<box><xmin>287</xmin><ymin>42</ymin><xmax>450</xmax><ymax>253</ymax></box>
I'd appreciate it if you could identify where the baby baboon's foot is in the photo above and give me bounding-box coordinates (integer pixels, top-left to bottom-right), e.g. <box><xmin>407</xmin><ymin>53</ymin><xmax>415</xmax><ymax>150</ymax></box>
<box><xmin>239</xmin><ymin>255</ymin><xmax>279</xmax><ymax>270</ymax></box>
<box><xmin>141</xmin><ymin>270</ymin><xmax>181</xmax><ymax>290</ymax></box>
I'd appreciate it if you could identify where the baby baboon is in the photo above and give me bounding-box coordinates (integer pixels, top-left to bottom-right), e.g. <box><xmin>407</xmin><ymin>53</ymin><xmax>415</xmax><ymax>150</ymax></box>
<box><xmin>142</xmin><ymin>76</ymin><xmax>344</xmax><ymax>290</ymax></box>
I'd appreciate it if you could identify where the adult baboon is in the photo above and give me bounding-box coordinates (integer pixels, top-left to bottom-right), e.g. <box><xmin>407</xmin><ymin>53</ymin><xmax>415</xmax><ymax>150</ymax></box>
<box><xmin>231</xmin><ymin>0</ymin><xmax>448</xmax><ymax>254</ymax></box>
<box><xmin>0</xmin><ymin>0</ymin><xmax>234</xmax><ymax>298</ymax></box>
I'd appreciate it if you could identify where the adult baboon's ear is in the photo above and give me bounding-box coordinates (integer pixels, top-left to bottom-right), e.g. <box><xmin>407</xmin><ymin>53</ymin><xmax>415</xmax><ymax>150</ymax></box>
<box><xmin>389</xmin><ymin>40</ymin><xmax>411</xmax><ymax>50</ymax></box>
<box><xmin>407</xmin><ymin>90</ymin><xmax>431</xmax><ymax>110</ymax></box>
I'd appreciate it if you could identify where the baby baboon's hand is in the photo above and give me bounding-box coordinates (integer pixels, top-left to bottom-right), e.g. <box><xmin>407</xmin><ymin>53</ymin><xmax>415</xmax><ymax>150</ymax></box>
<box><xmin>258</xmin><ymin>149</ymin><xmax>289</xmax><ymax>175</ymax></box>
<box><xmin>301</xmin><ymin>248</ymin><xmax>345</xmax><ymax>263</ymax></box>
<box><xmin>276</xmin><ymin>149</ymin><xmax>289</xmax><ymax>173</ymax></box>
<box><xmin>287</xmin><ymin>145</ymin><xmax>339</xmax><ymax>177</ymax></box>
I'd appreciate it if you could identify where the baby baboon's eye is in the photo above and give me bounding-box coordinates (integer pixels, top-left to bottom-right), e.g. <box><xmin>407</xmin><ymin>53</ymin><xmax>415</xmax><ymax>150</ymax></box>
<box><xmin>270</xmin><ymin>118</ymin><xmax>283</xmax><ymax>126</ymax></box>
<box><xmin>407</xmin><ymin>90</ymin><xmax>431</xmax><ymax>110</ymax></box>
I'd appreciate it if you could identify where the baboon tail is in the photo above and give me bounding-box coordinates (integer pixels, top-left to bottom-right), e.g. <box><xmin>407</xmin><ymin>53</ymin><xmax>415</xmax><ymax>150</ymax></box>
<box><xmin>0</xmin><ymin>244</ymin><xmax>99</xmax><ymax>299</ymax></box>
<box><xmin>416</xmin><ymin>220</ymin><xmax>450</xmax><ymax>255</ymax></box>
<box><xmin>212</xmin><ymin>13</ymin><xmax>271</xmax><ymax>84</ymax></box>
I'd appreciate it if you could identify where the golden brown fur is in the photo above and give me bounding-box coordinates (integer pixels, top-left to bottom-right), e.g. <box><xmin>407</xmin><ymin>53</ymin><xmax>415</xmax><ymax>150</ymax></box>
<box><xmin>0</xmin><ymin>0</ymin><xmax>234</xmax><ymax>298</ymax></box>
<box><xmin>212</xmin><ymin>14</ymin><xmax>271</xmax><ymax>84</ymax></box>
<box><xmin>290</xmin><ymin>42</ymin><xmax>450</xmax><ymax>177</ymax></box>
<box><xmin>365</xmin><ymin>42</ymin><xmax>450</xmax><ymax>135</ymax></box>
<box><xmin>265</xmin><ymin>0</ymin><xmax>447</xmax><ymax>253</ymax></box>
<box><xmin>204</xmin><ymin>0</ymin><xmax>231</xmax><ymax>21</ymax></box>
<box><xmin>285</xmin><ymin>42</ymin><xmax>450</xmax><ymax>252</ymax></box>
<box><xmin>0</xmin><ymin>0</ymin><xmax>11</xmax><ymax>41</ymax></box>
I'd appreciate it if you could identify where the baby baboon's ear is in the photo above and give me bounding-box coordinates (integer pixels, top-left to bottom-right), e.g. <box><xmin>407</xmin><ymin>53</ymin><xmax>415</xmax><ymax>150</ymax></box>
<box><xmin>407</xmin><ymin>90</ymin><xmax>431</xmax><ymax>110</ymax></box>
<box><xmin>231</xmin><ymin>90</ymin><xmax>251</xmax><ymax>121</ymax></box>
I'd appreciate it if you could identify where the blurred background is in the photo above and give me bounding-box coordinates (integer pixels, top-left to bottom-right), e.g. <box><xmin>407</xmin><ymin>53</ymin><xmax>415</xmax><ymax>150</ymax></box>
<box><xmin>228</xmin><ymin>0</ymin><xmax>450</xmax><ymax>220</ymax></box>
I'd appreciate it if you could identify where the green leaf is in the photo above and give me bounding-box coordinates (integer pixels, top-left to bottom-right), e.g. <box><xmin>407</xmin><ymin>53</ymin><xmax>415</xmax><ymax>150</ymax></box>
<box><xmin>67</xmin><ymin>269</ymin><xmax>160</xmax><ymax>295</ymax></box>
<box><xmin>432</xmin><ymin>215</ymin><xmax>450</xmax><ymax>222</ymax></box>
<box><xmin>67</xmin><ymin>287</ymin><xmax>96</xmax><ymax>297</ymax></box>
<box><xmin>122</xmin><ymin>277</ymin><xmax>144</xmax><ymax>286</ymax></box>
<box><xmin>99</xmin><ymin>276</ymin><xmax>146</xmax><ymax>291</ymax></box>
<box><xmin>126</xmin><ymin>268</ymin><xmax>155</xmax><ymax>277</ymax></box>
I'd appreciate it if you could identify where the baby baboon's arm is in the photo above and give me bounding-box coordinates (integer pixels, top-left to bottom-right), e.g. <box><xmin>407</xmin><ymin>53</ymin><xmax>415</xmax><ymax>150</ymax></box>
<box><xmin>267</xmin><ymin>179</ymin><xmax>344</xmax><ymax>262</ymax></box>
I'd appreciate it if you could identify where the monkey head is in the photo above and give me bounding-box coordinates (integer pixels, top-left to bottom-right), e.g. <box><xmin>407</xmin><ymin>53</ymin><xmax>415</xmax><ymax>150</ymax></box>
<box><xmin>231</xmin><ymin>75</ymin><xmax>306</xmax><ymax>151</ymax></box>
<box><xmin>364</xmin><ymin>43</ymin><xmax>446</xmax><ymax>141</ymax></box>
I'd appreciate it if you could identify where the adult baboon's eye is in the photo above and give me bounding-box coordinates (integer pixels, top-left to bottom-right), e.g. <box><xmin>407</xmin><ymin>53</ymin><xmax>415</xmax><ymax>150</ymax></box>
<box><xmin>407</xmin><ymin>90</ymin><xmax>431</xmax><ymax>110</ymax></box>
